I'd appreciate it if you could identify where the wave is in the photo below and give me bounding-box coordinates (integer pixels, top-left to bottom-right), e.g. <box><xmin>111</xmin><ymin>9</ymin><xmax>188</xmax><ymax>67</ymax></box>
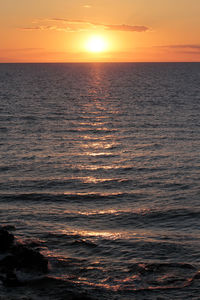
<box><xmin>45</xmin><ymin>257</ymin><xmax>199</xmax><ymax>295</ymax></box>
<box><xmin>0</xmin><ymin>191</ymin><xmax>142</xmax><ymax>202</ymax></box>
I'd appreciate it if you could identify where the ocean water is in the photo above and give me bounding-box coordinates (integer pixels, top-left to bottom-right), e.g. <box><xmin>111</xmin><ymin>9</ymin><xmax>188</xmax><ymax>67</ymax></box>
<box><xmin>0</xmin><ymin>62</ymin><xmax>200</xmax><ymax>299</ymax></box>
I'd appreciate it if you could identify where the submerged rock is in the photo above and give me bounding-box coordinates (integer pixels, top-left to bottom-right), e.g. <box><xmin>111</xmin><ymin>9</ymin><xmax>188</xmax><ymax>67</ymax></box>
<box><xmin>0</xmin><ymin>229</ymin><xmax>14</xmax><ymax>251</ymax></box>
<box><xmin>0</xmin><ymin>228</ymin><xmax>96</xmax><ymax>300</ymax></box>
<box><xmin>0</xmin><ymin>228</ymin><xmax>48</xmax><ymax>287</ymax></box>
<box><xmin>12</xmin><ymin>244</ymin><xmax>48</xmax><ymax>273</ymax></box>
<box><xmin>2</xmin><ymin>225</ymin><xmax>16</xmax><ymax>231</ymax></box>
<box><xmin>2</xmin><ymin>270</ymin><xmax>21</xmax><ymax>287</ymax></box>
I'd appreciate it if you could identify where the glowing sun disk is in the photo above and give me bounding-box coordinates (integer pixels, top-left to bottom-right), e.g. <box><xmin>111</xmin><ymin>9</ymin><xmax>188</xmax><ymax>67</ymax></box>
<box><xmin>85</xmin><ymin>36</ymin><xmax>107</xmax><ymax>53</ymax></box>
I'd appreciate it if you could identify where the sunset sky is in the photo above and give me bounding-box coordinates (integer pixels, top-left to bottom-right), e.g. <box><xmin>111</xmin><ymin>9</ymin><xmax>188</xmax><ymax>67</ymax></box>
<box><xmin>1</xmin><ymin>0</ymin><xmax>200</xmax><ymax>62</ymax></box>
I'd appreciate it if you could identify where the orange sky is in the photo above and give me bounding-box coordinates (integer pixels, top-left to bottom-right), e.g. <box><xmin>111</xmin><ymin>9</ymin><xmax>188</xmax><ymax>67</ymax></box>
<box><xmin>0</xmin><ymin>0</ymin><xmax>200</xmax><ymax>62</ymax></box>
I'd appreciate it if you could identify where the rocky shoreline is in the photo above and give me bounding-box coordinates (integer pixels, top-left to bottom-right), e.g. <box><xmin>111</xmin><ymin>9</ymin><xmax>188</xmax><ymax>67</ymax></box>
<box><xmin>0</xmin><ymin>226</ymin><xmax>95</xmax><ymax>300</ymax></box>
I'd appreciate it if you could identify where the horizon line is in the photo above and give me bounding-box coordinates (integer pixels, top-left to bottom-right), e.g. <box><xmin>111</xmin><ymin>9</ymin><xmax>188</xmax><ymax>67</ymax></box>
<box><xmin>0</xmin><ymin>61</ymin><xmax>200</xmax><ymax>64</ymax></box>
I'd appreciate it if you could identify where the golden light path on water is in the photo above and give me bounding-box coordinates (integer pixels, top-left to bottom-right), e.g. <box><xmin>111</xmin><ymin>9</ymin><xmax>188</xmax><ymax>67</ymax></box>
<box><xmin>59</xmin><ymin>64</ymin><xmax>139</xmax><ymax>257</ymax></box>
<box><xmin>68</xmin><ymin>64</ymin><xmax>124</xmax><ymax>192</ymax></box>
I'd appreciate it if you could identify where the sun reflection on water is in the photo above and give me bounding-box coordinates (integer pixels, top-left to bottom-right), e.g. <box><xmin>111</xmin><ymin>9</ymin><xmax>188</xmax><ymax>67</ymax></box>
<box><xmin>71</xmin><ymin>65</ymin><xmax>121</xmax><ymax>178</ymax></box>
<box><xmin>61</xmin><ymin>228</ymin><xmax>122</xmax><ymax>239</ymax></box>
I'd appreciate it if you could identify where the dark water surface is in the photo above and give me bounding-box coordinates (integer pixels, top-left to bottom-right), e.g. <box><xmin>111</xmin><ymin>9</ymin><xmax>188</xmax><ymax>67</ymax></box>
<box><xmin>0</xmin><ymin>63</ymin><xmax>200</xmax><ymax>299</ymax></box>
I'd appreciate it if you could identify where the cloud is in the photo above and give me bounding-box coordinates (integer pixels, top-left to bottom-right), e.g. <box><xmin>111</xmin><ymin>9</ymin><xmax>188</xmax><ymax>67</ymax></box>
<box><xmin>0</xmin><ymin>48</ymin><xmax>44</xmax><ymax>52</ymax></box>
<box><xmin>104</xmin><ymin>24</ymin><xmax>149</xmax><ymax>32</ymax></box>
<box><xmin>20</xmin><ymin>26</ymin><xmax>42</xmax><ymax>30</ymax></box>
<box><xmin>149</xmin><ymin>44</ymin><xmax>200</xmax><ymax>60</ymax></box>
<box><xmin>19</xmin><ymin>26</ymin><xmax>57</xmax><ymax>31</ymax></box>
<box><xmin>19</xmin><ymin>18</ymin><xmax>149</xmax><ymax>33</ymax></box>
<box><xmin>155</xmin><ymin>44</ymin><xmax>200</xmax><ymax>56</ymax></box>
<box><xmin>49</xmin><ymin>18</ymin><xmax>94</xmax><ymax>24</ymax></box>
<box><xmin>19</xmin><ymin>25</ymin><xmax>83</xmax><ymax>33</ymax></box>
<box><xmin>156</xmin><ymin>44</ymin><xmax>200</xmax><ymax>50</ymax></box>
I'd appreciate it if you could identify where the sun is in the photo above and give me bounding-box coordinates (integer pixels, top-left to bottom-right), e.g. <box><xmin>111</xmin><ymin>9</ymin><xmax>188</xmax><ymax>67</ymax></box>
<box><xmin>85</xmin><ymin>36</ymin><xmax>108</xmax><ymax>53</ymax></box>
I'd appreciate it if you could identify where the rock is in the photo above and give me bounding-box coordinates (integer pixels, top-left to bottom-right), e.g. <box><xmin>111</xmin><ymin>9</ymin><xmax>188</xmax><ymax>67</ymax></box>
<box><xmin>0</xmin><ymin>228</ymin><xmax>49</xmax><ymax>287</ymax></box>
<box><xmin>2</xmin><ymin>271</ymin><xmax>21</xmax><ymax>287</ymax></box>
<box><xmin>0</xmin><ymin>229</ymin><xmax>14</xmax><ymax>251</ymax></box>
<box><xmin>0</xmin><ymin>254</ymin><xmax>16</xmax><ymax>272</ymax></box>
<box><xmin>12</xmin><ymin>244</ymin><xmax>48</xmax><ymax>273</ymax></box>
<box><xmin>2</xmin><ymin>225</ymin><xmax>16</xmax><ymax>231</ymax></box>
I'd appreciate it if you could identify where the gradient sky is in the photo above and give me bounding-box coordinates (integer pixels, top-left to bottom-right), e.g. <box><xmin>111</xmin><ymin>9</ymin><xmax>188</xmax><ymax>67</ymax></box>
<box><xmin>1</xmin><ymin>0</ymin><xmax>200</xmax><ymax>62</ymax></box>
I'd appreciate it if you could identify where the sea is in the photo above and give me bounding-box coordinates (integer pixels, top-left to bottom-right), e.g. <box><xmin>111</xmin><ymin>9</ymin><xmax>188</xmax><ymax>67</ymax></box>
<box><xmin>0</xmin><ymin>62</ymin><xmax>200</xmax><ymax>300</ymax></box>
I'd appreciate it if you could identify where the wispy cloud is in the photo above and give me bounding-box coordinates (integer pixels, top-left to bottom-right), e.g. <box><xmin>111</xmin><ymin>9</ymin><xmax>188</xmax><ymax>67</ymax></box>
<box><xmin>105</xmin><ymin>24</ymin><xmax>148</xmax><ymax>32</ymax></box>
<box><xmin>19</xmin><ymin>18</ymin><xmax>149</xmax><ymax>33</ymax></box>
<box><xmin>155</xmin><ymin>44</ymin><xmax>200</xmax><ymax>55</ymax></box>
<box><xmin>157</xmin><ymin>44</ymin><xmax>200</xmax><ymax>50</ymax></box>
<box><xmin>20</xmin><ymin>26</ymin><xmax>55</xmax><ymax>31</ymax></box>
<box><xmin>19</xmin><ymin>25</ymin><xmax>80</xmax><ymax>33</ymax></box>
<box><xmin>1</xmin><ymin>48</ymin><xmax>44</xmax><ymax>52</ymax></box>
